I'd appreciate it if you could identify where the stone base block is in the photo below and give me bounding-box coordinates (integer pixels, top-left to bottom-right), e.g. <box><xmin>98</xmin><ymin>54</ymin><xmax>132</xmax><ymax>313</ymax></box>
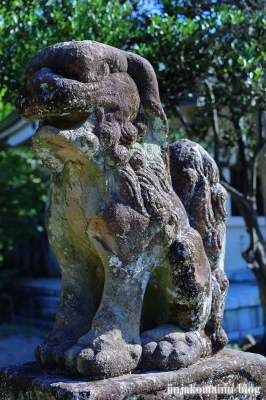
<box><xmin>1</xmin><ymin>349</ymin><xmax>266</xmax><ymax>399</ymax></box>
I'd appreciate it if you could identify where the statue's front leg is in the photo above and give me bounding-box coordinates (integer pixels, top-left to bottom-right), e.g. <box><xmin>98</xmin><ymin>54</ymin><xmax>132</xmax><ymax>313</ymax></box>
<box><xmin>64</xmin><ymin>253</ymin><xmax>156</xmax><ymax>379</ymax></box>
<box><xmin>63</xmin><ymin>194</ymin><xmax>165</xmax><ymax>378</ymax></box>
<box><xmin>34</xmin><ymin>172</ymin><xmax>104</xmax><ymax>369</ymax></box>
<box><xmin>32</xmin><ymin>129</ymin><xmax>105</xmax><ymax>369</ymax></box>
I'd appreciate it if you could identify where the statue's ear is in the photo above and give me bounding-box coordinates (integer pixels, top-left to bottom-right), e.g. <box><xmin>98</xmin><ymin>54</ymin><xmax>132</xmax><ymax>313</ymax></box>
<box><xmin>125</xmin><ymin>52</ymin><xmax>168</xmax><ymax>142</ymax></box>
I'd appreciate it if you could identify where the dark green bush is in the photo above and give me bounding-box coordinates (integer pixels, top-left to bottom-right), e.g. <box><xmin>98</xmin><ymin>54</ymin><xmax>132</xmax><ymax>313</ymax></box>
<box><xmin>0</xmin><ymin>146</ymin><xmax>48</xmax><ymax>289</ymax></box>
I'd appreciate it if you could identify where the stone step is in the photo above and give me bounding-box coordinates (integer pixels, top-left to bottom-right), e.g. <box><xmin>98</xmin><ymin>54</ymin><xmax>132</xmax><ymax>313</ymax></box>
<box><xmin>14</xmin><ymin>295</ymin><xmax>60</xmax><ymax>313</ymax></box>
<box><xmin>33</xmin><ymin>295</ymin><xmax>60</xmax><ymax>310</ymax></box>
<box><xmin>13</xmin><ymin>278</ymin><xmax>61</xmax><ymax>326</ymax></box>
<box><xmin>223</xmin><ymin>282</ymin><xmax>264</xmax><ymax>342</ymax></box>
<box><xmin>14</xmin><ymin>316</ymin><xmax>54</xmax><ymax>331</ymax></box>
<box><xmin>15</xmin><ymin>278</ymin><xmax>61</xmax><ymax>297</ymax></box>
<box><xmin>38</xmin><ymin>307</ymin><xmax>58</xmax><ymax>322</ymax></box>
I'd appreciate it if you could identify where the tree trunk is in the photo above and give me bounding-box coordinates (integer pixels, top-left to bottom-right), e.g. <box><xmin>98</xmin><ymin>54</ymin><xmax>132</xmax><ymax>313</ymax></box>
<box><xmin>255</xmin><ymin>144</ymin><xmax>266</xmax><ymax>348</ymax></box>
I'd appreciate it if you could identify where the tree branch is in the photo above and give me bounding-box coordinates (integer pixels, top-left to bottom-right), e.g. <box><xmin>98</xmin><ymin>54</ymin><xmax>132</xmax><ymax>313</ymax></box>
<box><xmin>204</xmin><ymin>79</ymin><xmax>220</xmax><ymax>166</ymax></box>
<box><xmin>251</xmin><ymin>111</ymin><xmax>266</xmax><ymax>198</ymax></box>
<box><xmin>221</xmin><ymin>180</ymin><xmax>250</xmax><ymax>207</ymax></box>
<box><xmin>230</xmin><ymin>108</ymin><xmax>252</xmax><ymax>189</ymax></box>
<box><xmin>174</xmin><ymin>106</ymin><xmax>191</xmax><ymax>131</ymax></box>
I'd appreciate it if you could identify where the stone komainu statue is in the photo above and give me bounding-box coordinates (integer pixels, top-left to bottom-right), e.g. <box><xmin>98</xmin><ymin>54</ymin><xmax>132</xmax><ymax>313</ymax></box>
<box><xmin>16</xmin><ymin>41</ymin><xmax>229</xmax><ymax>380</ymax></box>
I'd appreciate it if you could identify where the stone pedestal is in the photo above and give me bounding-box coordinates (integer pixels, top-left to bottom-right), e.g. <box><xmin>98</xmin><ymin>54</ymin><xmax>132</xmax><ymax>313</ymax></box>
<box><xmin>1</xmin><ymin>349</ymin><xmax>266</xmax><ymax>399</ymax></box>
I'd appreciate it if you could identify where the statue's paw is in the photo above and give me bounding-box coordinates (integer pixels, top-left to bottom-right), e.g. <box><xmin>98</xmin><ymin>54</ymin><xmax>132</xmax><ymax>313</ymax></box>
<box><xmin>64</xmin><ymin>331</ymin><xmax>142</xmax><ymax>379</ymax></box>
<box><xmin>77</xmin><ymin>344</ymin><xmax>141</xmax><ymax>378</ymax></box>
<box><xmin>52</xmin><ymin>340</ymin><xmax>76</xmax><ymax>367</ymax></box>
<box><xmin>140</xmin><ymin>326</ymin><xmax>211</xmax><ymax>371</ymax></box>
<box><xmin>35</xmin><ymin>341</ymin><xmax>58</xmax><ymax>368</ymax></box>
<box><xmin>211</xmin><ymin>326</ymin><xmax>228</xmax><ymax>352</ymax></box>
<box><xmin>35</xmin><ymin>337</ymin><xmax>76</xmax><ymax>369</ymax></box>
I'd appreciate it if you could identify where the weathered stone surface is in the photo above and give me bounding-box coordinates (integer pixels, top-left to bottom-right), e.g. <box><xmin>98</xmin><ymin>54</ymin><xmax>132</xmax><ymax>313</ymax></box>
<box><xmin>15</xmin><ymin>40</ymin><xmax>229</xmax><ymax>379</ymax></box>
<box><xmin>1</xmin><ymin>350</ymin><xmax>266</xmax><ymax>399</ymax></box>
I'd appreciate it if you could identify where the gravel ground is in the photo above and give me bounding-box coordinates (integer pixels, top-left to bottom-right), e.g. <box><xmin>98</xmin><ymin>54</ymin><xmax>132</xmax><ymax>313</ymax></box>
<box><xmin>0</xmin><ymin>326</ymin><xmax>47</xmax><ymax>368</ymax></box>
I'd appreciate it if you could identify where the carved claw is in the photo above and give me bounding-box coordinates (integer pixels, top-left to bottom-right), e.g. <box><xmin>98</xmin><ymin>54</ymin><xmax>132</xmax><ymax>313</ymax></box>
<box><xmin>64</xmin><ymin>344</ymin><xmax>83</xmax><ymax>376</ymax></box>
<box><xmin>34</xmin><ymin>341</ymin><xmax>58</xmax><ymax>368</ymax></box>
<box><xmin>52</xmin><ymin>340</ymin><xmax>76</xmax><ymax>367</ymax></box>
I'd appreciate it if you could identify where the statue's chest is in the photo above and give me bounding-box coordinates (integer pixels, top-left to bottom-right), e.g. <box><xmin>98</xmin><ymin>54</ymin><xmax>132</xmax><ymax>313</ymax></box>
<box><xmin>49</xmin><ymin>164</ymin><xmax>106</xmax><ymax>224</ymax></box>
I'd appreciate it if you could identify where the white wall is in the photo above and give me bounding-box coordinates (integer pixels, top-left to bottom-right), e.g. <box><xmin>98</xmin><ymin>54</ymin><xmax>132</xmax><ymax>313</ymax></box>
<box><xmin>223</xmin><ymin>191</ymin><xmax>265</xmax><ymax>341</ymax></box>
